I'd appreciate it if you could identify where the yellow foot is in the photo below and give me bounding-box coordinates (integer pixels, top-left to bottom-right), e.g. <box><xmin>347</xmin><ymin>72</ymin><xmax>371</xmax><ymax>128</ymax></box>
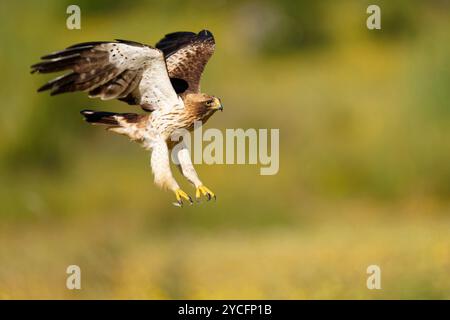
<box><xmin>196</xmin><ymin>185</ymin><xmax>216</xmax><ymax>202</ymax></box>
<box><xmin>173</xmin><ymin>188</ymin><xmax>193</xmax><ymax>207</ymax></box>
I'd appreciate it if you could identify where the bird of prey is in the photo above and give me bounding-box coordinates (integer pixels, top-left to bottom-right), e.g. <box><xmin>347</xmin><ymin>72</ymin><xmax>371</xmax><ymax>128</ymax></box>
<box><xmin>31</xmin><ymin>30</ymin><xmax>222</xmax><ymax>206</ymax></box>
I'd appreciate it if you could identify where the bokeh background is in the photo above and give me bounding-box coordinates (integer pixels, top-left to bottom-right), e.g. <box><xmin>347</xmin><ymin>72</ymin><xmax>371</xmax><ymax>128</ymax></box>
<box><xmin>0</xmin><ymin>0</ymin><xmax>449</xmax><ymax>299</ymax></box>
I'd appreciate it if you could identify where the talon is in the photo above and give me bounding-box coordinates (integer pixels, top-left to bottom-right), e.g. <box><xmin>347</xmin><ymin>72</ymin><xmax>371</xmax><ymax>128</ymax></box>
<box><xmin>174</xmin><ymin>188</ymin><xmax>192</xmax><ymax>207</ymax></box>
<box><xmin>195</xmin><ymin>185</ymin><xmax>216</xmax><ymax>202</ymax></box>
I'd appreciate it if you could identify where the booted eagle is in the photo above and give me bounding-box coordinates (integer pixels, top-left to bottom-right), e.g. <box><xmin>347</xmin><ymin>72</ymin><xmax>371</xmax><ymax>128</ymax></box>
<box><xmin>31</xmin><ymin>30</ymin><xmax>222</xmax><ymax>206</ymax></box>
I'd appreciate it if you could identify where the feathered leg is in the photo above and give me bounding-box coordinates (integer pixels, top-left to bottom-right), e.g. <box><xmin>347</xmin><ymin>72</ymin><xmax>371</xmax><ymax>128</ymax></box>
<box><xmin>151</xmin><ymin>139</ymin><xmax>192</xmax><ymax>206</ymax></box>
<box><xmin>174</xmin><ymin>143</ymin><xmax>216</xmax><ymax>201</ymax></box>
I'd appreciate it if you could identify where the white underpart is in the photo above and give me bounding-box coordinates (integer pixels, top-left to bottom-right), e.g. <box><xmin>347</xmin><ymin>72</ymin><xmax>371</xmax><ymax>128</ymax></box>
<box><xmin>96</xmin><ymin>43</ymin><xmax>192</xmax><ymax>192</ymax></box>
<box><xmin>174</xmin><ymin>143</ymin><xmax>202</xmax><ymax>188</ymax></box>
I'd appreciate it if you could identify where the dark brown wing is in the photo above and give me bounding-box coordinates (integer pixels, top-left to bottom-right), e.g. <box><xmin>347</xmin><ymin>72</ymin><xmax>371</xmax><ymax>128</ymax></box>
<box><xmin>31</xmin><ymin>40</ymin><xmax>180</xmax><ymax>111</ymax></box>
<box><xmin>155</xmin><ymin>30</ymin><xmax>215</xmax><ymax>94</ymax></box>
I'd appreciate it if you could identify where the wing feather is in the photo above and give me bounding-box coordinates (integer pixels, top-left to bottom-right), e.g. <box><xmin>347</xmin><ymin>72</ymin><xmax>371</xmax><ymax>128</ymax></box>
<box><xmin>155</xmin><ymin>30</ymin><xmax>215</xmax><ymax>94</ymax></box>
<box><xmin>31</xmin><ymin>40</ymin><xmax>179</xmax><ymax>111</ymax></box>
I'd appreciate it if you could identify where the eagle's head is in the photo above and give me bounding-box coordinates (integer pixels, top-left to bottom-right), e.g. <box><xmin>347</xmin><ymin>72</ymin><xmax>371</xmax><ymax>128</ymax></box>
<box><xmin>184</xmin><ymin>93</ymin><xmax>223</xmax><ymax>124</ymax></box>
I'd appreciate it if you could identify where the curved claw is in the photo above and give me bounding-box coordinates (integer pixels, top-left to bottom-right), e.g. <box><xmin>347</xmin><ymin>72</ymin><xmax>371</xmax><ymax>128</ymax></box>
<box><xmin>173</xmin><ymin>188</ymin><xmax>193</xmax><ymax>207</ymax></box>
<box><xmin>195</xmin><ymin>185</ymin><xmax>216</xmax><ymax>202</ymax></box>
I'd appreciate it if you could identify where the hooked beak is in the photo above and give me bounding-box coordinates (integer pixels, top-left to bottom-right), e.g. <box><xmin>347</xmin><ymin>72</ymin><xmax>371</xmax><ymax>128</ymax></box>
<box><xmin>213</xmin><ymin>97</ymin><xmax>223</xmax><ymax>112</ymax></box>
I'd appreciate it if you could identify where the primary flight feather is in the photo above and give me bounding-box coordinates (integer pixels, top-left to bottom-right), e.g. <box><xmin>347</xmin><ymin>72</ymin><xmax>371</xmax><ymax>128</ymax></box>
<box><xmin>31</xmin><ymin>30</ymin><xmax>222</xmax><ymax>206</ymax></box>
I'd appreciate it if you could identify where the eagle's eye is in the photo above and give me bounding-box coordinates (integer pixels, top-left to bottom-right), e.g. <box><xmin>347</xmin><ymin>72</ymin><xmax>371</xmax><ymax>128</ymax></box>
<box><xmin>205</xmin><ymin>99</ymin><xmax>214</xmax><ymax>107</ymax></box>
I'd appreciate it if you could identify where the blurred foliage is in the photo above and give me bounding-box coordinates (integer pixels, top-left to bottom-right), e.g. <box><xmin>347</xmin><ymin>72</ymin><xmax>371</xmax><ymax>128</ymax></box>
<box><xmin>0</xmin><ymin>0</ymin><xmax>449</xmax><ymax>299</ymax></box>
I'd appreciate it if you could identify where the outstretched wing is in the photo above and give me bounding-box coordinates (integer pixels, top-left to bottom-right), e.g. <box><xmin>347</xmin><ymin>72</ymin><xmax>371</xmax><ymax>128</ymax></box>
<box><xmin>31</xmin><ymin>40</ymin><xmax>180</xmax><ymax>112</ymax></box>
<box><xmin>156</xmin><ymin>30</ymin><xmax>215</xmax><ymax>94</ymax></box>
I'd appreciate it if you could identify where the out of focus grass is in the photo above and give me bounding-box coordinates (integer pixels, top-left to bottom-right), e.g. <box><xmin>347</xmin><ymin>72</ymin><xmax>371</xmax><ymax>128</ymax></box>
<box><xmin>1</xmin><ymin>212</ymin><xmax>450</xmax><ymax>299</ymax></box>
<box><xmin>0</xmin><ymin>1</ymin><xmax>449</xmax><ymax>299</ymax></box>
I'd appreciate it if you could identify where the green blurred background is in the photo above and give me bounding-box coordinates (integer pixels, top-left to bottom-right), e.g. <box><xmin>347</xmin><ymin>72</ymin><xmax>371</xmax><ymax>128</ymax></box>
<box><xmin>0</xmin><ymin>0</ymin><xmax>449</xmax><ymax>299</ymax></box>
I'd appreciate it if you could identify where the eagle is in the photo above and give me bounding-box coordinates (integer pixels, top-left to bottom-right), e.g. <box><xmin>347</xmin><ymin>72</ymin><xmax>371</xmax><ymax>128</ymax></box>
<box><xmin>31</xmin><ymin>30</ymin><xmax>222</xmax><ymax>206</ymax></box>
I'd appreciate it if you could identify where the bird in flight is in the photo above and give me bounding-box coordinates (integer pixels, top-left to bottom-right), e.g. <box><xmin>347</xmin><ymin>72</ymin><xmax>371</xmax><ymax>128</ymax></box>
<box><xmin>31</xmin><ymin>30</ymin><xmax>222</xmax><ymax>206</ymax></box>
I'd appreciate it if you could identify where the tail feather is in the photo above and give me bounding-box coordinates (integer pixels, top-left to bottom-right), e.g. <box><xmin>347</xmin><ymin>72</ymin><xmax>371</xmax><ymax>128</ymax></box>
<box><xmin>80</xmin><ymin>109</ymin><xmax>141</xmax><ymax>125</ymax></box>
